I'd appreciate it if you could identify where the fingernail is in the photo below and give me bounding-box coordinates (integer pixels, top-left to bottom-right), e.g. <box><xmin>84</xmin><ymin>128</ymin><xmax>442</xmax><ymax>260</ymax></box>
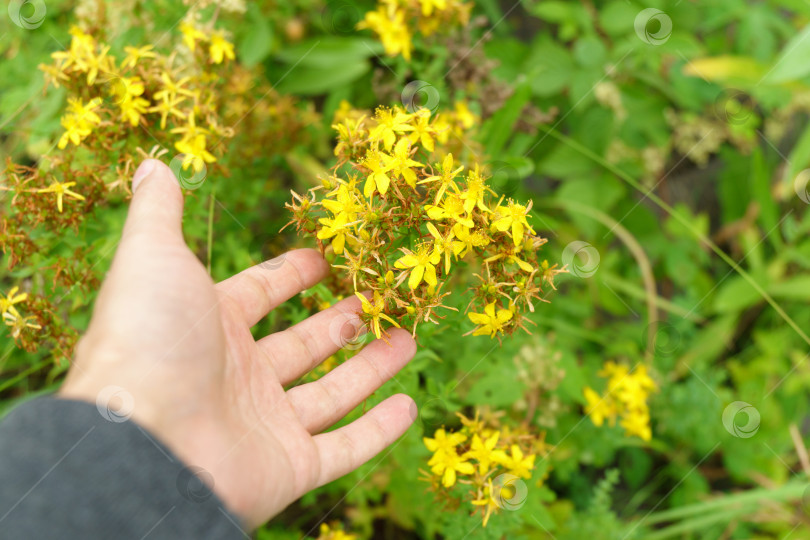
<box><xmin>408</xmin><ymin>399</ymin><xmax>418</xmax><ymax>422</ymax></box>
<box><xmin>132</xmin><ymin>159</ymin><xmax>158</xmax><ymax>193</ymax></box>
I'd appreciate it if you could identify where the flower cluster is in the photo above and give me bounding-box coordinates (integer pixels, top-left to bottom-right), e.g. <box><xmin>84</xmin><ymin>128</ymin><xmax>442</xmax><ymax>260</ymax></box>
<box><xmin>358</xmin><ymin>0</ymin><xmax>472</xmax><ymax>60</ymax></box>
<box><xmin>2</xmin><ymin>17</ymin><xmax>314</xmax><ymax>362</ymax></box>
<box><xmin>583</xmin><ymin>361</ymin><xmax>657</xmax><ymax>441</ymax></box>
<box><xmin>422</xmin><ymin>411</ymin><xmax>549</xmax><ymax>527</ymax></box>
<box><xmin>42</xmin><ymin>23</ymin><xmax>236</xmax><ymax>180</ymax></box>
<box><xmin>286</xmin><ymin>103</ymin><xmax>564</xmax><ymax>341</ymax></box>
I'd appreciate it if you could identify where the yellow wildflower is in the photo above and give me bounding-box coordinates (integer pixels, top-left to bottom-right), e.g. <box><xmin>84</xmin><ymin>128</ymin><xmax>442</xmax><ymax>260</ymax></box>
<box><xmin>464</xmin><ymin>432</ymin><xmax>506</xmax><ymax>475</ymax></box>
<box><xmin>584</xmin><ymin>387</ymin><xmax>614</xmax><ymax>427</ymax></box>
<box><xmin>368</xmin><ymin>107</ymin><xmax>412</xmax><ymax>151</ymax></box>
<box><xmin>423</xmin><ymin>428</ymin><xmax>467</xmax><ymax>455</ymax></box>
<box><xmin>452</xmin><ymin>224</ymin><xmax>490</xmax><ymax>258</ymax></box>
<box><xmin>316</xmin><ymin>522</ymin><xmax>356</xmax><ymax>540</ymax></box>
<box><xmin>37</xmin><ymin>181</ymin><xmax>86</xmax><ymax>213</ymax></box>
<box><xmin>426</xmin><ymin>222</ymin><xmax>455</xmax><ymax>274</ymax></box>
<box><xmin>180</xmin><ymin>22</ymin><xmax>208</xmax><ymax>51</ymax></box>
<box><xmin>3</xmin><ymin>313</ymin><xmax>41</xmax><ymax>339</ymax></box>
<box><xmin>471</xmin><ymin>479</ymin><xmax>499</xmax><ymax>528</ymax></box>
<box><xmin>355</xmin><ymin>291</ymin><xmax>400</xmax><ymax>340</ymax></box>
<box><xmin>209</xmin><ymin>31</ymin><xmax>235</xmax><ymax>64</ymax></box>
<box><xmin>175</xmin><ymin>133</ymin><xmax>217</xmax><ymax>173</ymax></box>
<box><xmin>57</xmin><ymin>97</ymin><xmax>102</xmax><ymax>149</ymax></box>
<box><xmin>403</xmin><ymin>110</ymin><xmax>436</xmax><ymax>151</ymax></box>
<box><xmin>362</xmin><ymin>150</ymin><xmax>393</xmax><ymax>197</ymax></box>
<box><xmin>425</xmin><ymin>192</ymin><xmax>474</xmax><ymax>228</ymax></box>
<box><xmin>387</xmin><ymin>138</ymin><xmax>424</xmax><ymax>188</ymax></box>
<box><xmin>317</xmin><ymin>213</ymin><xmax>353</xmax><ymax>255</ymax></box>
<box><xmin>491</xmin><ymin>200</ymin><xmax>535</xmax><ymax>246</ymax></box>
<box><xmin>0</xmin><ymin>287</ymin><xmax>28</xmax><ymax>319</ymax></box>
<box><xmin>357</xmin><ymin>5</ymin><xmax>413</xmax><ymax>61</ymax></box>
<box><xmin>419</xmin><ymin>153</ymin><xmax>463</xmax><ymax>203</ymax></box>
<box><xmin>420</xmin><ymin>0</ymin><xmax>447</xmax><ymax>16</ymax></box>
<box><xmin>495</xmin><ymin>444</ymin><xmax>535</xmax><ymax>479</ymax></box>
<box><xmin>468</xmin><ymin>301</ymin><xmax>513</xmax><ymax>338</ymax></box>
<box><xmin>110</xmin><ymin>76</ymin><xmax>150</xmax><ymax>126</ymax></box>
<box><xmin>429</xmin><ymin>448</ymin><xmax>475</xmax><ymax>488</ymax></box>
<box><xmin>395</xmin><ymin>243</ymin><xmax>441</xmax><ymax>290</ymax></box>
<box><xmin>122</xmin><ymin>45</ymin><xmax>157</xmax><ymax>69</ymax></box>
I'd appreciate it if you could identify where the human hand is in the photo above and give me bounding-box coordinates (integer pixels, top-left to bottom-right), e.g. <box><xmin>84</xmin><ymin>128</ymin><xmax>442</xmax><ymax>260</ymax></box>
<box><xmin>59</xmin><ymin>159</ymin><xmax>418</xmax><ymax>528</ymax></box>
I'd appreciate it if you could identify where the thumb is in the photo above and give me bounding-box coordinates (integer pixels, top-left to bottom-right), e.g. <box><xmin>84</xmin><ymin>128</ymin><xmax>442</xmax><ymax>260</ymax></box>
<box><xmin>123</xmin><ymin>159</ymin><xmax>185</xmax><ymax>243</ymax></box>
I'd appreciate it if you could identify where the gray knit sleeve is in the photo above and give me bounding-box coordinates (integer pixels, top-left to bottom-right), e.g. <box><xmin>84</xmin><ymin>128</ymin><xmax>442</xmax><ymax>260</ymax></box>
<box><xmin>0</xmin><ymin>397</ymin><xmax>247</xmax><ymax>539</ymax></box>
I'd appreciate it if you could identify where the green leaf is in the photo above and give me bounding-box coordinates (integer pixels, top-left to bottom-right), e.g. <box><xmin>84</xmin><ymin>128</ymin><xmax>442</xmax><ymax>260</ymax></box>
<box><xmin>275</xmin><ymin>37</ymin><xmax>384</xmax><ymax>68</ymax></box>
<box><xmin>237</xmin><ymin>5</ymin><xmax>274</xmax><ymax>67</ymax></box>
<box><xmin>480</xmin><ymin>82</ymin><xmax>531</xmax><ymax>156</ymax></box>
<box><xmin>763</xmin><ymin>23</ymin><xmax>810</xmax><ymax>83</ymax></box>
<box><xmin>276</xmin><ymin>60</ymin><xmax>370</xmax><ymax>95</ymax></box>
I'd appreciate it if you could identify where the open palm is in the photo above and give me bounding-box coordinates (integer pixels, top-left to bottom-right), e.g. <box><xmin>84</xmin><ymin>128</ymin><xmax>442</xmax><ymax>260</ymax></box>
<box><xmin>60</xmin><ymin>159</ymin><xmax>417</xmax><ymax>528</ymax></box>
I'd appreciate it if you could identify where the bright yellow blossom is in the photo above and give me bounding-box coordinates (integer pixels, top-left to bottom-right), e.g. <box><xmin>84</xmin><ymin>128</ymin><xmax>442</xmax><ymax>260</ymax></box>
<box><xmin>58</xmin><ymin>97</ymin><xmax>102</xmax><ymax>149</ymax></box>
<box><xmin>122</xmin><ymin>45</ymin><xmax>157</xmax><ymax>69</ymax></box>
<box><xmin>495</xmin><ymin>444</ymin><xmax>535</xmax><ymax>479</ymax></box>
<box><xmin>317</xmin><ymin>213</ymin><xmax>353</xmax><ymax>255</ymax></box>
<box><xmin>464</xmin><ymin>432</ymin><xmax>506</xmax><ymax>475</ymax></box>
<box><xmin>209</xmin><ymin>31</ymin><xmax>235</xmax><ymax>64</ymax></box>
<box><xmin>369</xmin><ymin>107</ymin><xmax>412</xmax><ymax>150</ymax></box>
<box><xmin>37</xmin><ymin>181</ymin><xmax>86</xmax><ymax>213</ymax></box>
<box><xmin>491</xmin><ymin>200</ymin><xmax>535</xmax><ymax>246</ymax></box>
<box><xmin>395</xmin><ymin>243</ymin><xmax>441</xmax><ymax>290</ymax></box>
<box><xmin>180</xmin><ymin>22</ymin><xmax>208</xmax><ymax>51</ymax></box>
<box><xmin>355</xmin><ymin>291</ymin><xmax>400</xmax><ymax>340</ymax></box>
<box><xmin>0</xmin><ymin>287</ymin><xmax>28</xmax><ymax>319</ymax></box>
<box><xmin>357</xmin><ymin>5</ymin><xmax>413</xmax><ymax>61</ymax></box>
<box><xmin>468</xmin><ymin>301</ymin><xmax>514</xmax><ymax>338</ymax></box>
<box><xmin>362</xmin><ymin>150</ymin><xmax>393</xmax><ymax>197</ymax></box>
<box><xmin>175</xmin><ymin>133</ymin><xmax>217</xmax><ymax>173</ymax></box>
<box><xmin>429</xmin><ymin>448</ymin><xmax>475</xmax><ymax>488</ymax></box>
<box><xmin>419</xmin><ymin>153</ymin><xmax>463</xmax><ymax>203</ymax></box>
<box><xmin>423</xmin><ymin>428</ymin><xmax>467</xmax><ymax>455</ymax></box>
